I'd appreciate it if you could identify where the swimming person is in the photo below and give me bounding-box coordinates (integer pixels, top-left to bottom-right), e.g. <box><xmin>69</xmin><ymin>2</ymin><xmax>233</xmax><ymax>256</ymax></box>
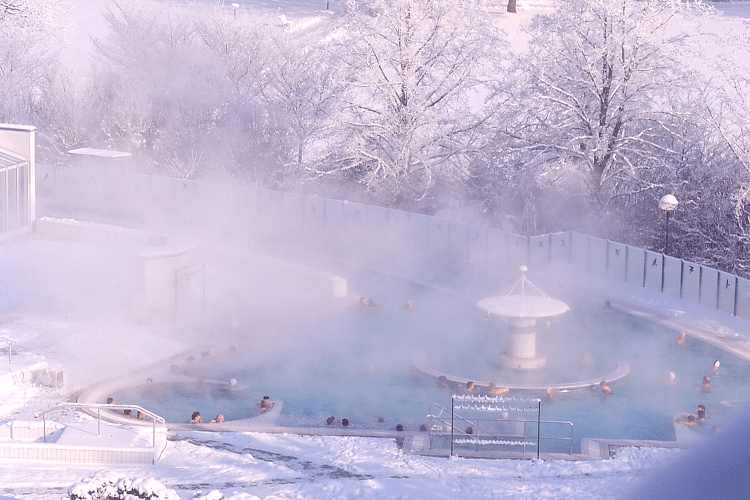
<box><xmin>667</xmin><ymin>372</ymin><xmax>677</xmax><ymax>386</ymax></box>
<box><xmin>189</xmin><ymin>411</ymin><xmax>202</xmax><ymax>424</ymax></box>
<box><xmin>702</xmin><ymin>376</ymin><xmax>712</xmax><ymax>393</ymax></box>
<box><xmin>600</xmin><ymin>380</ymin><xmax>612</xmax><ymax>396</ymax></box>
<box><xmin>677</xmin><ymin>332</ymin><xmax>686</xmax><ymax>345</ymax></box>
<box><xmin>404</xmin><ymin>299</ymin><xmax>416</xmax><ymax>311</ymax></box>
<box><xmin>257</xmin><ymin>396</ymin><xmax>273</xmax><ymax>411</ymax></box>
<box><xmin>678</xmin><ymin>414</ymin><xmax>696</xmax><ymax>427</ymax></box>
<box><xmin>342</xmin><ymin>418</ymin><xmax>350</xmax><ymax>427</ymax></box>
<box><xmin>437</xmin><ymin>375</ymin><xmax>450</xmax><ymax>389</ymax></box>
<box><xmin>711</xmin><ymin>360</ymin><xmax>721</xmax><ymax>374</ymax></box>
<box><xmin>697</xmin><ymin>404</ymin><xmax>707</xmax><ymax>421</ymax></box>
<box><xmin>546</xmin><ymin>388</ymin><xmax>556</xmax><ymax>401</ymax></box>
<box><xmin>465</xmin><ymin>381</ymin><xmax>476</xmax><ymax>393</ymax></box>
<box><xmin>327</xmin><ymin>416</ymin><xmax>335</xmax><ymax>427</ymax></box>
<box><xmin>228</xmin><ymin>378</ymin><xmax>237</xmax><ymax>389</ymax></box>
<box><xmin>487</xmin><ymin>382</ymin><xmax>509</xmax><ymax>396</ymax></box>
<box><xmin>146</xmin><ymin>378</ymin><xmax>153</xmax><ymax>386</ymax></box>
<box><xmin>106</xmin><ymin>397</ymin><xmax>114</xmax><ymax>405</ymax></box>
<box><xmin>210</xmin><ymin>414</ymin><xmax>225</xmax><ymax>423</ymax></box>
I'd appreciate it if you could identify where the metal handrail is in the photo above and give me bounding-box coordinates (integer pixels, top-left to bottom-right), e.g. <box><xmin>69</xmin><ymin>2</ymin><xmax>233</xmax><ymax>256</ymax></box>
<box><xmin>0</xmin><ymin>335</ymin><xmax>15</xmax><ymax>365</ymax></box>
<box><xmin>537</xmin><ymin>419</ymin><xmax>575</xmax><ymax>455</ymax></box>
<box><xmin>429</xmin><ymin>404</ymin><xmax>505</xmax><ymax>443</ymax></box>
<box><xmin>35</xmin><ymin>403</ymin><xmax>166</xmax><ymax>448</ymax></box>
<box><xmin>428</xmin><ymin>404</ymin><xmax>574</xmax><ymax>456</ymax></box>
<box><xmin>429</xmin><ymin>409</ymin><xmax>535</xmax><ymax>452</ymax></box>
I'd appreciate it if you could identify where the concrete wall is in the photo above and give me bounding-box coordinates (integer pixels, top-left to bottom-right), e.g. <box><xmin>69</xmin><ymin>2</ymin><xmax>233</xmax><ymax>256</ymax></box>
<box><xmin>0</xmin><ymin>443</ymin><xmax>157</xmax><ymax>465</ymax></box>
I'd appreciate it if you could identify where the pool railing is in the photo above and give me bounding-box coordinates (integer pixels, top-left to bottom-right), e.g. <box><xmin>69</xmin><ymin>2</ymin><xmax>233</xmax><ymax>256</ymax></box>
<box><xmin>427</xmin><ymin>402</ymin><xmax>574</xmax><ymax>457</ymax></box>
<box><xmin>35</xmin><ymin>402</ymin><xmax>166</xmax><ymax>448</ymax></box>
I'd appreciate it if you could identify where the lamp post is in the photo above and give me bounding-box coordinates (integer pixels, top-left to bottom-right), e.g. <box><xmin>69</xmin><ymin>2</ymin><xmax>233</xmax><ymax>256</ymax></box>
<box><xmin>658</xmin><ymin>194</ymin><xmax>678</xmax><ymax>255</ymax></box>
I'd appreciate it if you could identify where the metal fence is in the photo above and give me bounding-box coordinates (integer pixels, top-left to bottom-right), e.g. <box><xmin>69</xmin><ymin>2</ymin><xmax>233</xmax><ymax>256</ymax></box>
<box><xmin>35</xmin><ymin>166</ymin><xmax>750</xmax><ymax>321</ymax></box>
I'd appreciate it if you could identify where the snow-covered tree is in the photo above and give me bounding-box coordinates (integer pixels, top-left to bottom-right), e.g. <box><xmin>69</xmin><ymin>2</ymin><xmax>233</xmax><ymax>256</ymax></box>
<box><xmin>674</xmin><ymin>18</ymin><xmax>750</xmax><ymax>275</ymax></box>
<box><xmin>194</xmin><ymin>4</ymin><xmax>271</xmax><ymax>97</ymax></box>
<box><xmin>195</xmin><ymin>5</ymin><xmax>315</xmax><ymax>187</ymax></box>
<box><xmin>0</xmin><ymin>0</ymin><xmax>69</xmax><ymax>122</ymax></box>
<box><xmin>517</xmin><ymin>0</ymin><xmax>698</xmax><ymax>206</ymax></box>
<box><xmin>317</xmin><ymin>0</ymin><xmax>501</xmax><ymax>206</ymax></box>
<box><xmin>703</xmin><ymin>20</ymin><xmax>750</xmax><ymax>231</ymax></box>
<box><xmin>262</xmin><ymin>29</ymin><xmax>341</xmax><ymax>176</ymax></box>
<box><xmin>92</xmin><ymin>0</ymin><xmax>227</xmax><ymax>178</ymax></box>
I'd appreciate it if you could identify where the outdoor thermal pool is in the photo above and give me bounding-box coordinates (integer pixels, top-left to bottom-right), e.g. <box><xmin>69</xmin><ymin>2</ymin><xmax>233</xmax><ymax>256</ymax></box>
<box><xmin>109</xmin><ymin>269</ymin><xmax>750</xmax><ymax>452</ymax></box>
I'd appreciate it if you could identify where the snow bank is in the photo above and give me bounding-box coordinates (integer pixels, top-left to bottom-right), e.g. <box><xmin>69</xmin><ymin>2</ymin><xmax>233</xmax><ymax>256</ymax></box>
<box><xmin>66</xmin><ymin>471</ymin><xmax>180</xmax><ymax>500</ymax></box>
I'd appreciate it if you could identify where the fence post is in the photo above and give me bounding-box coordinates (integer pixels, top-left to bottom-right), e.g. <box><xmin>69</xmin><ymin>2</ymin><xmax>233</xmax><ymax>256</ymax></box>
<box><xmin>605</xmin><ymin>240</ymin><xmax>610</xmax><ymax>277</ymax></box>
<box><xmin>735</xmin><ymin>276</ymin><xmax>740</xmax><ymax>316</ymax></box>
<box><xmin>450</xmin><ymin>397</ymin><xmax>454</xmax><ymax>458</ymax></box>
<box><xmin>661</xmin><ymin>254</ymin><xmax>666</xmax><ymax>293</ymax></box>
<box><xmin>680</xmin><ymin>261</ymin><xmax>684</xmax><ymax>298</ymax></box>
<box><xmin>537</xmin><ymin>401</ymin><xmax>541</xmax><ymax>459</ymax></box>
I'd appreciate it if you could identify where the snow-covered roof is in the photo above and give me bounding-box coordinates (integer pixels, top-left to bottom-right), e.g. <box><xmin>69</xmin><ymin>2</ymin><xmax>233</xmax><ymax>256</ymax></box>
<box><xmin>478</xmin><ymin>272</ymin><xmax>570</xmax><ymax>318</ymax></box>
<box><xmin>68</xmin><ymin>147</ymin><xmax>131</xmax><ymax>159</ymax></box>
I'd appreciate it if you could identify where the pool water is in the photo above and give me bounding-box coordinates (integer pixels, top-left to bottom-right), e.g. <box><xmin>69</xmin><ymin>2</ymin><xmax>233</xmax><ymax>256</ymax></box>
<box><xmin>111</xmin><ymin>270</ymin><xmax>750</xmax><ymax>452</ymax></box>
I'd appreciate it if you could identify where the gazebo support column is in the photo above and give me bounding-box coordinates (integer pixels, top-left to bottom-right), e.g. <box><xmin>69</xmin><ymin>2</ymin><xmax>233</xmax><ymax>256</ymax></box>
<box><xmin>500</xmin><ymin>317</ymin><xmax>547</xmax><ymax>370</ymax></box>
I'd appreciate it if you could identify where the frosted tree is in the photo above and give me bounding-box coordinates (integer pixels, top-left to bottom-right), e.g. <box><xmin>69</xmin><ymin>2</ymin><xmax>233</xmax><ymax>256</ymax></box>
<box><xmin>194</xmin><ymin>4</ymin><xmax>271</xmax><ymax>96</ymax></box>
<box><xmin>685</xmin><ymin>19</ymin><xmax>750</xmax><ymax>274</ymax></box>
<box><xmin>517</xmin><ymin>0</ymin><xmax>698</xmax><ymax>206</ymax></box>
<box><xmin>318</xmin><ymin>0</ymin><xmax>500</xmax><ymax>206</ymax></box>
<box><xmin>0</xmin><ymin>0</ymin><xmax>69</xmax><ymax>122</ymax></box>
<box><xmin>193</xmin><ymin>4</ymin><xmax>291</xmax><ymax>186</ymax></box>
<box><xmin>92</xmin><ymin>0</ymin><xmax>228</xmax><ymax>179</ymax></box>
<box><xmin>262</xmin><ymin>29</ymin><xmax>341</xmax><ymax>176</ymax></box>
<box><xmin>704</xmin><ymin>21</ymin><xmax>750</xmax><ymax>227</ymax></box>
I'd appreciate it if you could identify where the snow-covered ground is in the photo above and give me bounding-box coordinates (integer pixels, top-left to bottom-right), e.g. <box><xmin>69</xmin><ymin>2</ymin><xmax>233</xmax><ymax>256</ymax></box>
<box><xmin>0</xmin><ymin>429</ymin><xmax>683</xmax><ymax>499</ymax></box>
<box><xmin>4</xmin><ymin>1</ymin><xmax>750</xmax><ymax>499</ymax></box>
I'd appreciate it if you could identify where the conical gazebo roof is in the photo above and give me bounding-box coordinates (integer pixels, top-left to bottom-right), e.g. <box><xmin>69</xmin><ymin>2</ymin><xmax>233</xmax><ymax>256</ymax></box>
<box><xmin>477</xmin><ymin>268</ymin><xmax>569</xmax><ymax>319</ymax></box>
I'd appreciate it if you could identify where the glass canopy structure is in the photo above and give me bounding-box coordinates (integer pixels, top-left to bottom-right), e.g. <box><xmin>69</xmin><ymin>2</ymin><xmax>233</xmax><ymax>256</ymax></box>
<box><xmin>0</xmin><ymin>125</ymin><xmax>35</xmax><ymax>240</ymax></box>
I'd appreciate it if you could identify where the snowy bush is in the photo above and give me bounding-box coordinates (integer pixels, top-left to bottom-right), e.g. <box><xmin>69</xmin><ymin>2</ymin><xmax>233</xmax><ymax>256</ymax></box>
<box><xmin>65</xmin><ymin>471</ymin><xmax>179</xmax><ymax>500</ymax></box>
